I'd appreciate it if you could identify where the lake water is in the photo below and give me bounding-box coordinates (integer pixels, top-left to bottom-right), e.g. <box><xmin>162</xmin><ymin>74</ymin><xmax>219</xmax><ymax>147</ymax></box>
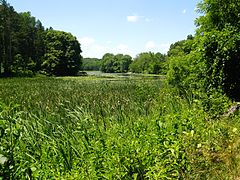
<box><xmin>86</xmin><ymin>71</ymin><xmax>163</xmax><ymax>79</ymax></box>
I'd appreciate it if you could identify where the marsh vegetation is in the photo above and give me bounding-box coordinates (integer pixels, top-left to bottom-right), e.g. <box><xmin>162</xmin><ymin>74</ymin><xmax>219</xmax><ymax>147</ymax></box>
<box><xmin>1</xmin><ymin>77</ymin><xmax>240</xmax><ymax>179</ymax></box>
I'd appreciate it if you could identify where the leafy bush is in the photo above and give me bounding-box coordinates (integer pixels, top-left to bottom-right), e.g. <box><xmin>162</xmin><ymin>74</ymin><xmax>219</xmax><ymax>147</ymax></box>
<box><xmin>201</xmin><ymin>27</ymin><xmax>240</xmax><ymax>101</ymax></box>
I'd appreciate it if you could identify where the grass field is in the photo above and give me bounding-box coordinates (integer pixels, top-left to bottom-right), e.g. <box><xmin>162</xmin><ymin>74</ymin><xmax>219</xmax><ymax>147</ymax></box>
<box><xmin>0</xmin><ymin>76</ymin><xmax>240</xmax><ymax>179</ymax></box>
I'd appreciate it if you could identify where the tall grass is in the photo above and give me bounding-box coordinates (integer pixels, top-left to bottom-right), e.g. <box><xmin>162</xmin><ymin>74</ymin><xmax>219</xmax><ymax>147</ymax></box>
<box><xmin>0</xmin><ymin>77</ymin><xmax>240</xmax><ymax>179</ymax></box>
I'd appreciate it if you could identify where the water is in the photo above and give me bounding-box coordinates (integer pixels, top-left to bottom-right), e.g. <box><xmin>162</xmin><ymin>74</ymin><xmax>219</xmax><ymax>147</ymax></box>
<box><xmin>85</xmin><ymin>71</ymin><xmax>164</xmax><ymax>80</ymax></box>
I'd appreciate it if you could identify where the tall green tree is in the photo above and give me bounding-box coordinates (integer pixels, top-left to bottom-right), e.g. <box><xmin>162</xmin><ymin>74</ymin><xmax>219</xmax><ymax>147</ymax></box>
<box><xmin>81</xmin><ymin>58</ymin><xmax>101</xmax><ymax>71</ymax></box>
<box><xmin>130</xmin><ymin>52</ymin><xmax>166</xmax><ymax>74</ymax></box>
<box><xmin>0</xmin><ymin>1</ymin><xmax>42</xmax><ymax>76</ymax></box>
<box><xmin>101</xmin><ymin>53</ymin><xmax>115</xmax><ymax>73</ymax></box>
<box><xmin>167</xmin><ymin>0</ymin><xmax>240</xmax><ymax>108</ymax></box>
<box><xmin>101</xmin><ymin>53</ymin><xmax>132</xmax><ymax>73</ymax></box>
<box><xmin>12</xmin><ymin>12</ymin><xmax>38</xmax><ymax>76</ymax></box>
<box><xmin>42</xmin><ymin>30</ymin><xmax>82</xmax><ymax>76</ymax></box>
<box><xmin>0</xmin><ymin>0</ymin><xmax>17</xmax><ymax>75</ymax></box>
<box><xmin>167</xmin><ymin>36</ymin><xmax>200</xmax><ymax>91</ymax></box>
<box><xmin>0</xmin><ymin>2</ymin><xmax>4</xmax><ymax>74</ymax></box>
<box><xmin>34</xmin><ymin>20</ymin><xmax>45</xmax><ymax>71</ymax></box>
<box><xmin>114</xmin><ymin>54</ymin><xmax>132</xmax><ymax>73</ymax></box>
<box><xmin>195</xmin><ymin>0</ymin><xmax>240</xmax><ymax>100</ymax></box>
<box><xmin>0</xmin><ymin>1</ymin><xmax>82</xmax><ymax>77</ymax></box>
<box><xmin>195</xmin><ymin>0</ymin><xmax>240</xmax><ymax>33</ymax></box>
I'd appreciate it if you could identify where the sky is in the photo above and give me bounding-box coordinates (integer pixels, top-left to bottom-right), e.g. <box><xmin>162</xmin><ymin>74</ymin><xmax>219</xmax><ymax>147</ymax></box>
<box><xmin>8</xmin><ymin>0</ymin><xmax>200</xmax><ymax>58</ymax></box>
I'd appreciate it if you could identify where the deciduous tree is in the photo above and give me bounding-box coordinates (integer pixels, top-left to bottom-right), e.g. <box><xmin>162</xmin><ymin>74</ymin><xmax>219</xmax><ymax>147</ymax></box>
<box><xmin>42</xmin><ymin>30</ymin><xmax>82</xmax><ymax>76</ymax></box>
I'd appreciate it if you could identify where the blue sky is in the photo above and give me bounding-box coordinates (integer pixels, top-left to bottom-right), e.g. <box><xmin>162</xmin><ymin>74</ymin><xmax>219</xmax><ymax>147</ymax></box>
<box><xmin>8</xmin><ymin>0</ymin><xmax>200</xmax><ymax>58</ymax></box>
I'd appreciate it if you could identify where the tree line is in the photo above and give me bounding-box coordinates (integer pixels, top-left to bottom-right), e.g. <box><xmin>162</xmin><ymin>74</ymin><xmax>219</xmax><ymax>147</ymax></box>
<box><xmin>0</xmin><ymin>0</ymin><xmax>82</xmax><ymax>77</ymax></box>
<box><xmin>82</xmin><ymin>52</ymin><xmax>167</xmax><ymax>74</ymax></box>
<box><xmin>1</xmin><ymin>0</ymin><xmax>168</xmax><ymax>77</ymax></box>
<box><xmin>167</xmin><ymin>0</ymin><xmax>240</xmax><ymax>103</ymax></box>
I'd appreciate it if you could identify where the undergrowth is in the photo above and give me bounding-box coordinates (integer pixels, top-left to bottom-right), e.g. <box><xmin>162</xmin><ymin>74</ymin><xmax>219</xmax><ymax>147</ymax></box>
<box><xmin>0</xmin><ymin>77</ymin><xmax>240</xmax><ymax>179</ymax></box>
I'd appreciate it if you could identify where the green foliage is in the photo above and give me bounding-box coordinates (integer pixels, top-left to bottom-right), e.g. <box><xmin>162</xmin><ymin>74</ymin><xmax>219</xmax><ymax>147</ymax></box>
<box><xmin>195</xmin><ymin>0</ymin><xmax>240</xmax><ymax>33</ymax></box>
<box><xmin>200</xmin><ymin>27</ymin><xmax>240</xmax><ymax>101</ymax></box>
<box><xmin>0</xmin><ymin>2</ymin><xmax>46</xmax><ymax>77</ymax></box>
<box><xmin>1</xmin><ymin>0</ymin><xmax>240</xmax><ymax>178</ymax></box>
<box><xmin>167</xmin><ymin>0</ymin><xmax>240</xmax><ymax>103</ymax></box>
<box><xmin>101</xmin><ymin>53</ymin><xmax>132</xmax><ymax>73</ymax></box>
<box><xmin>195</xmin><ymin>0</ymin><xmax>240</xmax><ymax>101</ymax></box>
<box><xmin>0</xmin><ymin>1</ymin><xmax>19</xmax><ymax>76</ymax></box>
<box><xmin>0</xmin><ymin>102</ymin><xmax>26</xmax><ymax>179</ymax></box>
<box><xmin>0</xmin><ymin>77</ymin><xmax>240</xmax><ymax>179</ymax></box>
<box><xmin>12</xmin><ymin>54</ymin><xmax>35</xmax><ymax>77</ymax></box>
<box><xmin>167</xmin><ymin>37</ymin><xmax>201</xmax><ymax>91</ymax></box>
<box><xmin>0</xmin><ymin>1</ymin><xmax>82</xmax><ymax>77</ymax></box>
<box><xmin>130</xmin><ymin>52</ymin><xmax>166</xmax><ymax>74</ymax></box>
<box><xmin>42</xmin><ymin>30</ymin><xmax>82</xmax><ymax>76</ymax></box>
<box><xmin>81</xmin><ymin>58</ymin><xmax>101</xmax><ymax>71</ymax></box>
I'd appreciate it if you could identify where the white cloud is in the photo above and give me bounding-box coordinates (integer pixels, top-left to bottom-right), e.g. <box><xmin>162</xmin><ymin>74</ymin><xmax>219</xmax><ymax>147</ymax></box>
<box><xmin>79</xmin><ymin>38</ymin><xmax>134</xmax><ymax>58</ymax></box>
<box><xmin>78</xmin><ymin>36</ymin><xmax>95</xmax><ymax>46</ymax></box>
<box><xmin>145</xmin><ymin>41</ymin><xmax>156</xmax><ymax>49</ymax></box>
<box><xmin>127</xmin><ymin>15</ymin><xmax>140</xmax><ymax>22</ymax></box>
<box><xmin>83</xmin><ymin>44</ymin><xmax>112</xmax><ymax>58</ymax></box>
<box><xmin>77</xmin><ymin>37</ymin><xmax>105</xmax><ymax>58</ymax></box>
<box><xmin>159</xmin><ymin>43</ymin><xmax>171</xmax><ymax>54</ymax></box>
<box><xmin>94</xmin><ymin>44</ymin><xmax>109</xmax><ymax>54</ymax></box>
<box><xmin>78</xmin><ymin>36</ymin><xmax>170</xmax><ymax>58</ymax></box>
<box><xmin>127</xmin><ymin>15</ymin><xmax>152</xmax><ymax>23</ymax></box>
<box><xmin>182</xmin><ymin>9</ymin><xmax>187</xmax><ymax>14</ymax></box>
<box><xmin>116</xmin><ymin>44</ymin><xmax>132</xmax><ymax>55</ymax></box>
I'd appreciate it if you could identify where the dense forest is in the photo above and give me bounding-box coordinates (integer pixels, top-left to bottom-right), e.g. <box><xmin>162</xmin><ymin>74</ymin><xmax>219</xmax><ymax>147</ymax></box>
<box><xmin>0</xmin><ymin>0</ymin><xmax>82</xmax><ymax>77</ymax></box>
